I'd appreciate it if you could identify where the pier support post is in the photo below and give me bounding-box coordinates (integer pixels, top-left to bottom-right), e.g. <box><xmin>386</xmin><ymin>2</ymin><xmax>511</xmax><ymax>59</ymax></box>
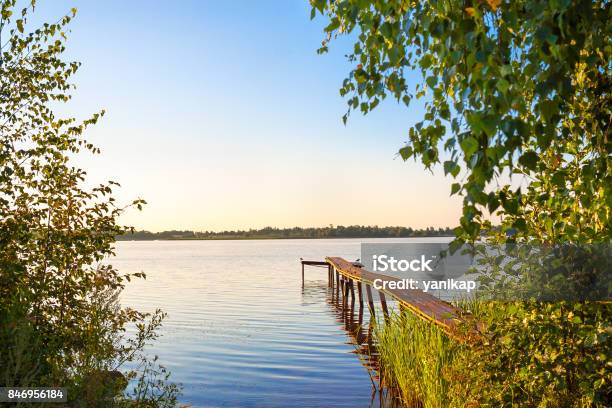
<box><xmin>365</xmin><ymin>284</ymin><xmax>375</xmax><ymax>317</ymax></box>
<box><xmin>379</xmin><ymin>291</ymin><xmax>389</xmax><ymax>319</ymax></box>
<box><xmin>357</xmin><ymin>282</ymin><xmax>363</xmax><ymax>306</ymax></box>
<box><xmin>349</xmin><ymin>280</ymin><xmax>356</xmax><ymax>314</ymax></box>
<box><xmin>301</xmin><ymin>263</ymin><xmax>304</xmax><ymax>288</ymax></box>
<box><xmin>335</xmin><ymin>269</ymin><xmax>340</xmax><ymax>298</ymax></box>
<box><xmin>343</xmin><ymin>278</ymin><xmax>349</xmax><ymax>302</ymax></box>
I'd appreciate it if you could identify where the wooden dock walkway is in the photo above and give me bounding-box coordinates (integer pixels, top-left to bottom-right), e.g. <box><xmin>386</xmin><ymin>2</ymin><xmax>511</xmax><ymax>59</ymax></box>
<box><xmin>302</xmin><ymin>256</ymin><xmax>480</xmax><ymax>342</ymax></box>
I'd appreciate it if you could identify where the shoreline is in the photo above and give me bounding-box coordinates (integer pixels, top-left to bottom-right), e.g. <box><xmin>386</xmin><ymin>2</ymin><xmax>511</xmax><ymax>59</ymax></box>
<box><xmin>116</xmin><ymin>235</ymin><xmax>456</xmax><ymax>242</ymax></box>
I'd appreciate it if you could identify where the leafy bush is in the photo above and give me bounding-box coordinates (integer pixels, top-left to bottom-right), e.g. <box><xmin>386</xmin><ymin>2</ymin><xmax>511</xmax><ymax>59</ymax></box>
<box><xmin>471</xmin><ymin>301</ymin><xmax>611</xmax><ymax>407</ymax></box>
<box><xmin>0</xmin><ymin>1</ymin><xmax>179</xmax><ymax>405</ymax></box>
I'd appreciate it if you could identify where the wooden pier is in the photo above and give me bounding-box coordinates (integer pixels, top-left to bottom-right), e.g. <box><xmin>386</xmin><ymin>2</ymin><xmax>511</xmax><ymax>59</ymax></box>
<box><xmin>301</xmin><ymin>257</ymin><xmax>480</xmax><ymax>342</ymax></box>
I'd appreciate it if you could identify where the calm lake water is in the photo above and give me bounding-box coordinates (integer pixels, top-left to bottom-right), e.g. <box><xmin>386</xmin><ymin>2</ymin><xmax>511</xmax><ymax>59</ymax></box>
<box><xmin>114</xmin><ymin>238</ymin><xmax>446</xmax><ymax>407</ymax></box>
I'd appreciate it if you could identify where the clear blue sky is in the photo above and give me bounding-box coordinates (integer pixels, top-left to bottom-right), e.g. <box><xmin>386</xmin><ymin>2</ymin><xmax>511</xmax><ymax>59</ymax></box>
<box><xmin>34</xmin><ymin>0</ymin><xmax>461</xmax><ymax>232</ymax></box>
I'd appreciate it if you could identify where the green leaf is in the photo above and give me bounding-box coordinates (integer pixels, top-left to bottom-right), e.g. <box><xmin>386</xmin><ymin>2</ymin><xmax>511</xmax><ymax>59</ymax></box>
<box><xmin>512</xmin><ymin>218</ymin><xmax>527</xmax><ymax>231</ymax></box>
<box><xmin>460</xmin><ymin>136</ymin><xmax>479</xmax><ymax>159</ymax></box>
<box><xmin>497</xmin><ymin>78</ymin><xmax>510</xmax><ymax>94</ymax></box>
<box><xmin>466</xmin><ymin>112</ymin><xmax>484</xmax><ymax>134</ymax></box>
<box><xmin>539</xmin><ymin>100</ymin><xmax>557</xmax><ymax>122</ymax></box>
<box><xmin>444</xmin><ymin>160</ymin><xmax>460</xmax><ymax>177</ymax></box>
<box><xmin>399</xmin><ymin>146</ymin><xmax>413</xmax><ymax>160</ymax></box>
<box><xmin>325</xmin><ymin>18</ymin><xmax>340</xmax><ymax>33</ymax></box>
<box><xmin>426</xmin><ymin>76</ymin><xmax>437</xmax><ymax>89</ymax></box>
<box><xmin>518</xmin><ymin>151</ymin><xmax>538</xmax><ymax>171</ymax></box>
<box><xmin>487</xmin><ymin>193</ymin><xmax>500</xmax><ymax>212</ymax></box>
<box><xmin>481</xmin><ymin>115</ymin><xmax>498</xmax><ymax>137</ymax></box>
<box><xmin>420</xmin><ymin>54</ymin><xmax>433</xmax><ymax>69</ymax></box>
<box><xmin>451</xmin><ymin>183</ymin><xmax>461</xmax><ymax>195</ymax></box>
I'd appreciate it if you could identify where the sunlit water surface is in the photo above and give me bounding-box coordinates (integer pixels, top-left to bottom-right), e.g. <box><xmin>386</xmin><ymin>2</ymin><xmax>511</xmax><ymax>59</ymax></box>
<box><xmin>114</xmin><ymin>238</ymin><xmax>444</xmax><ymax>407</ymax></box>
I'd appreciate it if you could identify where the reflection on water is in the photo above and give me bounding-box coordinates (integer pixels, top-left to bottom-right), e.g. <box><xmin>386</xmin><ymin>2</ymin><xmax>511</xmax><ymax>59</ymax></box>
<box><xmin>114</xmin><ymin>239</ymin><xmax>435</xmax><ymax>407</ymax></box>
<box><xmin>320</xmin><ymin>274</ymin><xmax>400</xmax><ymax>408</ymax></box>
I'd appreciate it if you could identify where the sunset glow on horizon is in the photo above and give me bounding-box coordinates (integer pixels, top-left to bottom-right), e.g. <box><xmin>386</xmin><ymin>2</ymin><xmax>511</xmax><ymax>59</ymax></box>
<box><xmin>37</xmin><ymin>0</ymin><xmax>462</xmax><ymax>232</ymax></box>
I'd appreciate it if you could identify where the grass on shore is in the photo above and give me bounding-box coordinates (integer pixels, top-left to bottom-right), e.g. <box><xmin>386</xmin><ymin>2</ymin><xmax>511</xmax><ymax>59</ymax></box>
<box><xmin>374</xmin><ymin>300</ymin><xmax>610</xmax><ymax>408</ymax></box>
<box><xmin>374</xmin><ymin>310</ymin><xmax>475</xmax><ymax>408</ymax></box>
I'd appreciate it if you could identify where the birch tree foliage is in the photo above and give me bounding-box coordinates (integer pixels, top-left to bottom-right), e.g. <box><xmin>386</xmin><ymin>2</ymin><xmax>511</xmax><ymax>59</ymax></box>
<box><xmin>312</xmin><ymin>0</ymin><xmax>610</xmax><ymax>244</ymax></box>
<box><xmin>312</xmin><ymin>1</ymin><xmax>611</xmax><ymax>405</ymax></box>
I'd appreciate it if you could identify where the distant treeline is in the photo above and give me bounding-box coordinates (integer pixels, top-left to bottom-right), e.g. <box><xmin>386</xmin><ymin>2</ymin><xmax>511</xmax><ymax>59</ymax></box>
<box><xmin>117</xmin><ymin>225</ymin><xmax>455</xmax><ymax>241</ymax></box>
